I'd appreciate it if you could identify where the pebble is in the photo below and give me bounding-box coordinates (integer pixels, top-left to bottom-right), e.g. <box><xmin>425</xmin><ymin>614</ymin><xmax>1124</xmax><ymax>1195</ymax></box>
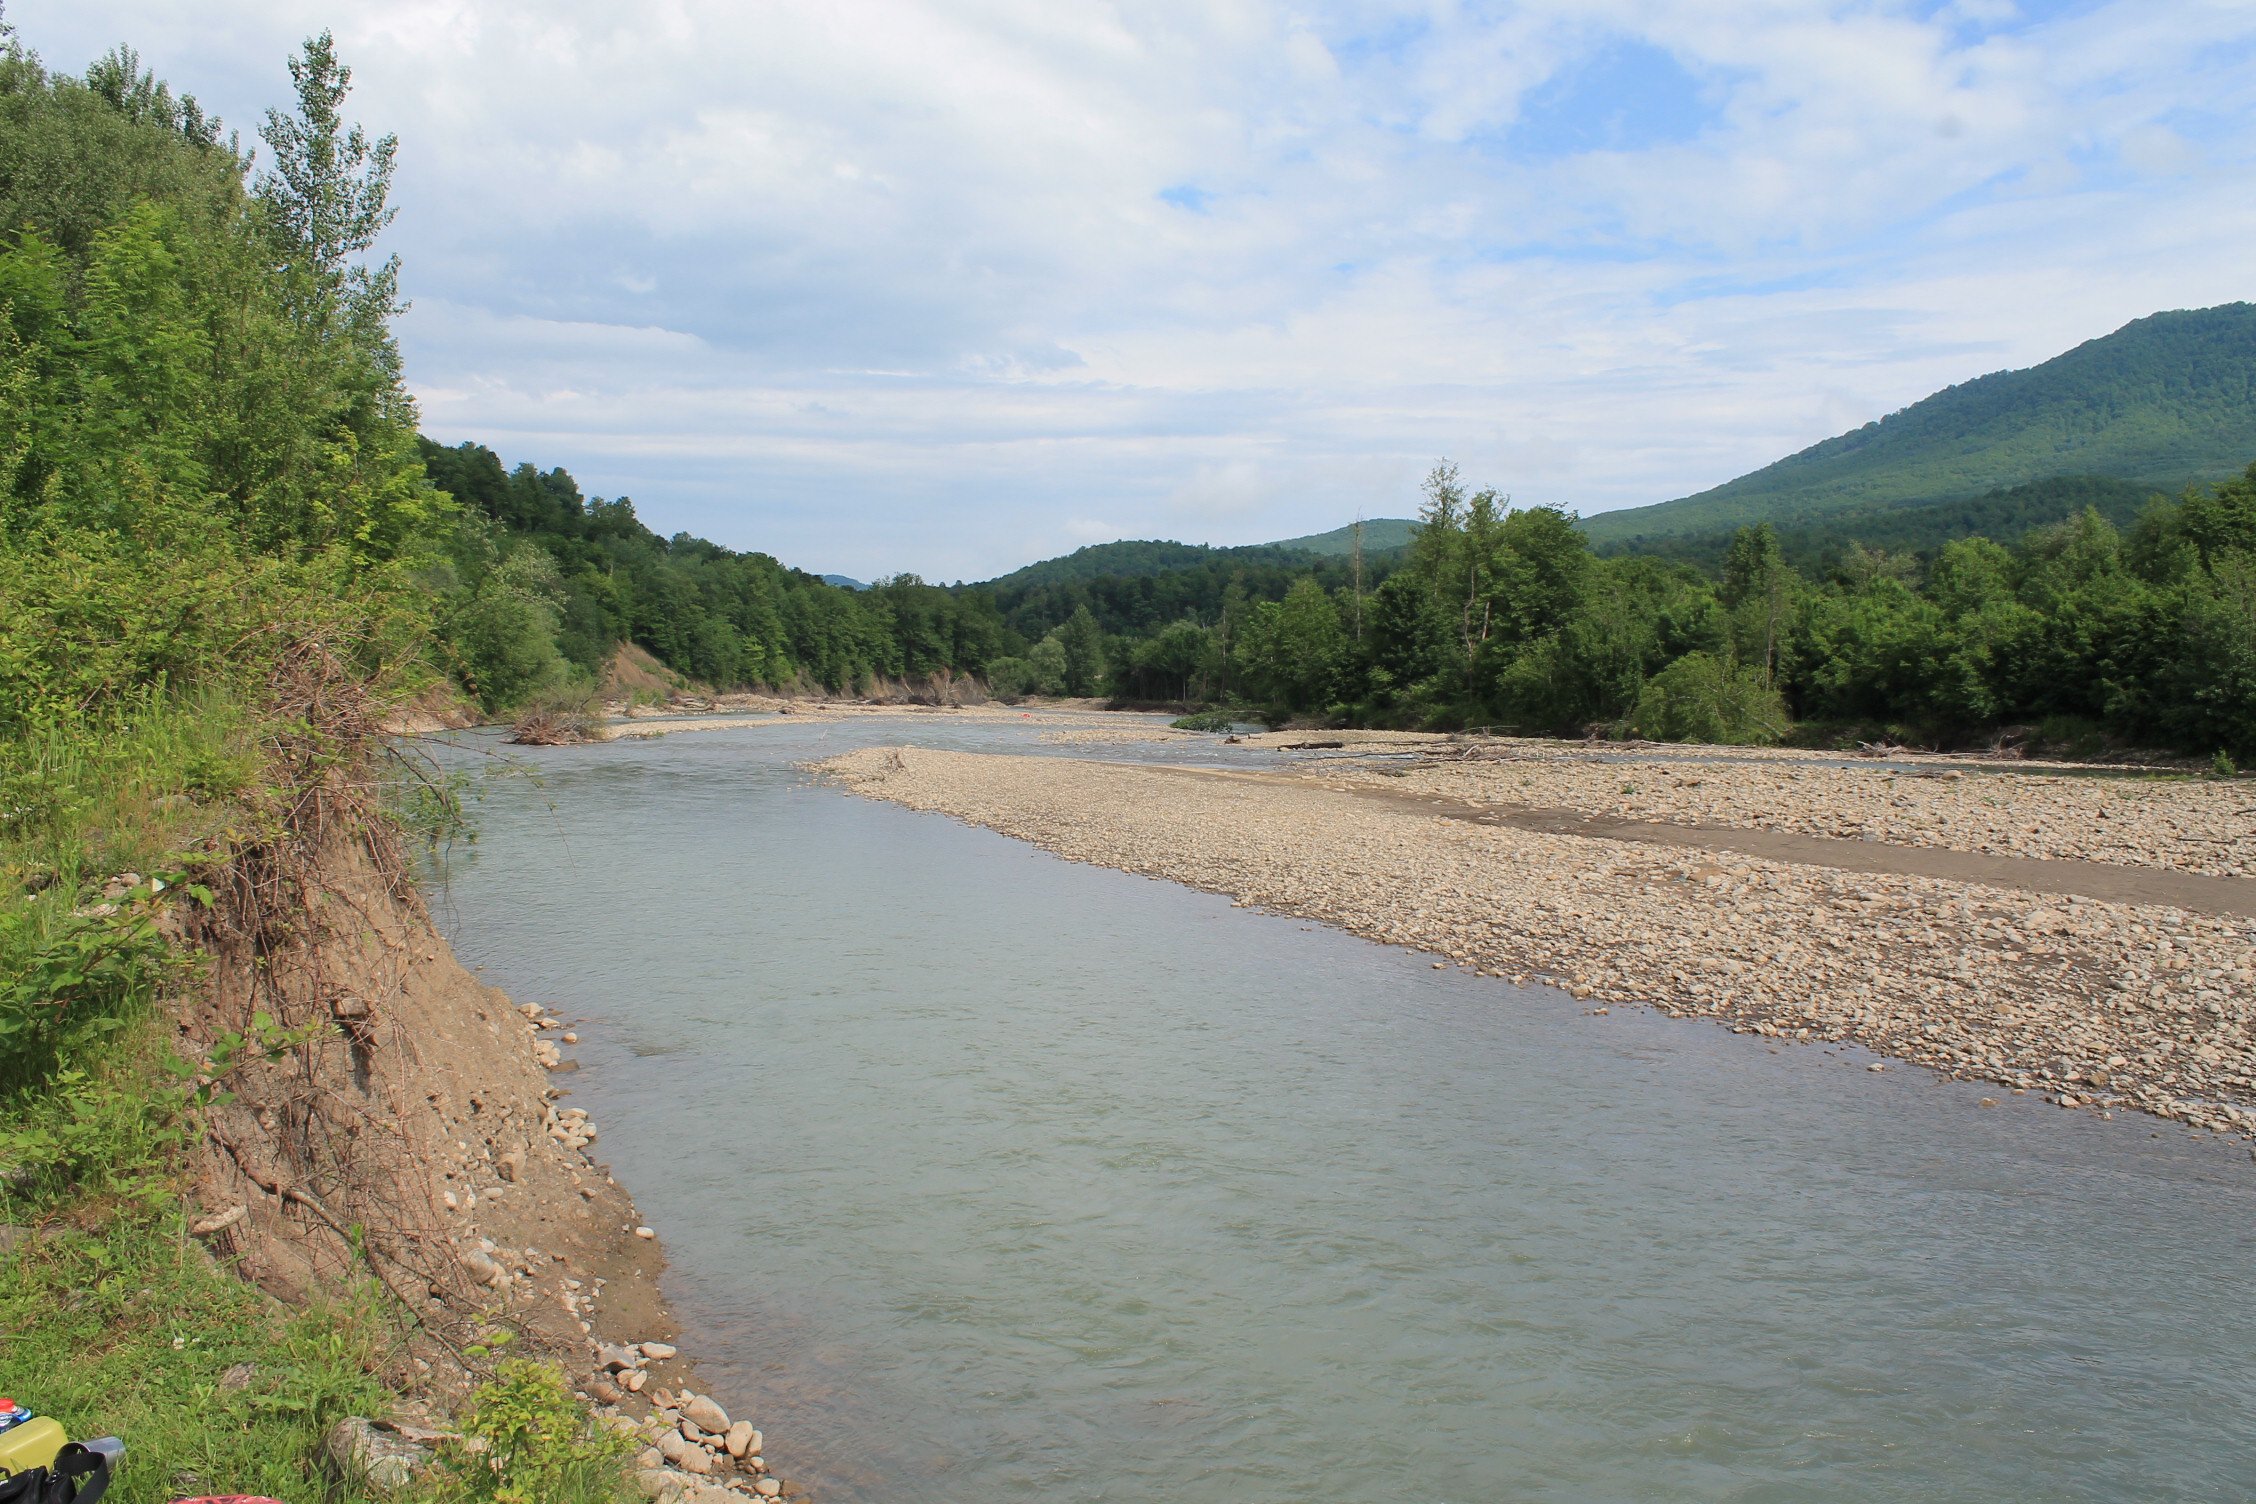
<box><xmin>682</xmin><ymin>1395</ymin><xmax>731</xmax><ymax>1434</ymax></box>
<box><xmin>635</xmin><ymin>1226</ymin><xmax>656</xmax><ymax>1240</ymax></box>
<box><xmin>324</xmin><ymin>1417</ymin><xmax>430</xmax><ymax>1492</ymax></box>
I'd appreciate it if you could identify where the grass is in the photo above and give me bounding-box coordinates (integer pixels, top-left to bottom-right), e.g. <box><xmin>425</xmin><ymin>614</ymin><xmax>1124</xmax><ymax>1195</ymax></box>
<box><xmin>1</xmin><ymin>683</ymin><xmax>637</xmax><ymax>1504</ymax></box>
<box><xmin>0</xmin><ymin>1195</ymin><xmax>393</xmax><ymax>1503</ymax></box>
<box><xmin>0</xmin><ymin>694</ymin><xmax>261</xmax><ymax>1102</ymax></box>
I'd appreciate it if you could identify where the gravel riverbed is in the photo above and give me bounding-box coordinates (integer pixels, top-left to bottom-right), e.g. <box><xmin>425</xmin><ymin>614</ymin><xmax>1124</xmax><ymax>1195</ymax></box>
<box><xmin>820</xmin><ymin>744</ymin><xmax>2256</xmax><ymax>1138</ymax></box>
<box><xmin>1306</xmin><ymin>737</ymin><xmax>2256</xmax><ymax>877</ymax></box>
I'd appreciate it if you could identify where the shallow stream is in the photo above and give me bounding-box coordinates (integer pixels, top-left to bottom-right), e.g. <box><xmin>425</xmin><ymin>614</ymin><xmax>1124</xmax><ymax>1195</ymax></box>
<box><xmin>428</xmin><ymin>714</ymin><xmax>2256</xmax><ymax>1501</ymax></box>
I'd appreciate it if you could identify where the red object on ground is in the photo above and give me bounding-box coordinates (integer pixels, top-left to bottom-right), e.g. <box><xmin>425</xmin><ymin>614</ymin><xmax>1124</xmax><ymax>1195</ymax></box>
<box><xmin>172</xmin><ymin>1497</ymin><xmax>289</xmax><ymax>1503</ymax></box>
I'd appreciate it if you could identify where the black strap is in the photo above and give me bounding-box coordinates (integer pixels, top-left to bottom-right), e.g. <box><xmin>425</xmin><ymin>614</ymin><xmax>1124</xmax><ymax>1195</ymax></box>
<box><xmin>37</xmin><ymin>1446</ymin><xmax>112</xmax><ymax>1504</ymax></box>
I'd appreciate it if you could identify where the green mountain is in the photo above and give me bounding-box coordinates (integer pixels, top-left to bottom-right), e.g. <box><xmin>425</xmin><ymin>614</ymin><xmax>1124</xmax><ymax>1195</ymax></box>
<box><xmin>1582</xmin><ymin>303</ymin><xmax>2256</xmax><ymax>549</ymax></box>
<box><xmin>1270</xmin><ymin>518</ymin><xmax>1419</xmax><ymax>556</ymax></box>
<box><xmin>986</xmin><ymin>519</ymin><xmax>1417</xmax><ymax>593</ymax></box>
<box><xmin>1605</xmin><ymin>474</ymin><xmax>2162</xmax><ymax>568</ymax></box>
<box><xmin>982</xmin><ymin>539</ymin><xmax>1308</xmax><ymax>592</ymax></box>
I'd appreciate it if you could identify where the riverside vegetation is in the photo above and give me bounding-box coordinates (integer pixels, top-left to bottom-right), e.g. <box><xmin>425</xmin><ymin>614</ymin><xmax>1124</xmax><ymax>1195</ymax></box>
<box><xmin>0</xmin><ymin>26</ymin><xmax>778</xmax><ymax>1504</ymax></box>
<box><xmin>422</xmin><ymin>417</ymin><xmax>2256</xmax><ymax>763</ymax></box>
<box><xmin>415</xmin><ymin>436</ymin><xmax>2256</xmax><ymax>762</ymax></box>
<box><xmin>4</xmin><ymin>12</ymin><xmax>2254</xmax><ymax>1503</ymax></box>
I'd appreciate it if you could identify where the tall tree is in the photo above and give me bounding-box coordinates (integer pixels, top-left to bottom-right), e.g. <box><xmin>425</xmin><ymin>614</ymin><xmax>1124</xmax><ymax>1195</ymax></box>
<box><xmin>257</xmin><ymin>30</ymin><xmax>399</xmax><ymax>338</ymax></box>
<box><xmin>1058</xmin><ymin>604</ymin><xmax>1106</xmax><ymax>696</ymax></box>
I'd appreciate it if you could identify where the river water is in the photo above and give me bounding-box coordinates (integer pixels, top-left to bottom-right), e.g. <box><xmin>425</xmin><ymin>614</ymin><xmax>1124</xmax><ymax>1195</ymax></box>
<box><xmin>426</xmin><ymin>714</ymin><xmax>2256</xmax><ymax>1502</ymax></box>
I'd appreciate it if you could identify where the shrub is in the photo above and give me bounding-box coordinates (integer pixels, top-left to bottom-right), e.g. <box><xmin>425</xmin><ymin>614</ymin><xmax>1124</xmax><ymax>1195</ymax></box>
<box><xmin>1628</xmin><ymin>653</ymin><xmax>1788</xmax><ymax>744</ymax></box>
<box><xmin>438</xmin><ymin>1360</ymin><xmax>633</xmax><ymax>1504</ymax></box>
<box><xmin>507</xmin><ymin>683</ymin><xmax>607</xmax><ymax>745</ymax></box>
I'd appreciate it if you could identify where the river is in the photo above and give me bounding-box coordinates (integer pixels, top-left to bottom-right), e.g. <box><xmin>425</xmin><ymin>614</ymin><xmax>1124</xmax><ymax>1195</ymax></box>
<box><xmin>427</xmin><ymin>713</ymin><xmax>2256</xmax><ymax>1501</ymax></box>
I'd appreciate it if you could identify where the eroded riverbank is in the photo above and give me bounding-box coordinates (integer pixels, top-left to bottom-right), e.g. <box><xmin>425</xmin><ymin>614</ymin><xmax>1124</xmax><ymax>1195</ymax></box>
<box><xmin>429</xmin><ymin>715</ymin><xmax>2256</xmax><ymax>1502</ymax></box>
<box><xmin>821</xmin><ymin>743</ymin><xmax>2256</xmax><ymax>1136</ymax></box>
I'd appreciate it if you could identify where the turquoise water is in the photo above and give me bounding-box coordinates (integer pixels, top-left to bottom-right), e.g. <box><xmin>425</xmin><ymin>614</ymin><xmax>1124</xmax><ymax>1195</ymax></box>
<box><xmin>428</xmin><ymin>717</ymin><xmax>2256</xmax><ymax>1501</ymax></box>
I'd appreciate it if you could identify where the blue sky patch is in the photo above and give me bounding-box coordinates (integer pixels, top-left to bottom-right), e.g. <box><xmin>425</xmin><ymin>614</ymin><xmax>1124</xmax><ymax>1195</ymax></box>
<box><xmin>1507</xmin><ymin>39</ymin><xmax>1717</xmax><ymax>159</ymax></box>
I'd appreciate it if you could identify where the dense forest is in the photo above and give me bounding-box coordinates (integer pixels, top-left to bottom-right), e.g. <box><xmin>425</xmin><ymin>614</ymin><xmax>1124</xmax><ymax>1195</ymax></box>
<box><xmin>1597</xmin><ymin>474</ymin><xmax>2162</xmax><ymax>570</ymax></box>
<box><xmin>1060</xmin><ymin>461</ymin><xmax>2255</xmax><ymax>758</ymax></box>
<box><xmin>418</xmin><ymin>439</ymin><xmax>1005</xmax><ymax>709</ymax></box>
<box><xmin>422</xmin><ymin>432</ymin><xmax>2256</xmax><ymax>757</ymax></box>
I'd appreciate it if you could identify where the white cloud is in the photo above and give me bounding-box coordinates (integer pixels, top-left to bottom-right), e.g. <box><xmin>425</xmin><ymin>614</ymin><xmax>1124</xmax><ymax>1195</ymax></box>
<box><xmin>10</xmin><ymin>0</ymin><xmax>2256</xmax><ymax>579</ymax></box>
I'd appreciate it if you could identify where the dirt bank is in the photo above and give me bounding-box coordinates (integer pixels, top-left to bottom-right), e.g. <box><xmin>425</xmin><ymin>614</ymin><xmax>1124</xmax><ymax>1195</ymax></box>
<box><xmin>820</xmin><ymin>745</ymin><xmax>2256</xmax><ymax>1139</ymax></box>
<box><xmin>179</xmin><ymin>778</ymin><xmax>795</xmax><ymax>1500</ymax></box>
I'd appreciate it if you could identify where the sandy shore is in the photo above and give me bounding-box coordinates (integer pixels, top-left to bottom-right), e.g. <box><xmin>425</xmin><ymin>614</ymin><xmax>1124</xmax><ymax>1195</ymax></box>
<box><xmin>819</xmin><ymin>744</ymin><xmax>2256</xmax><ymax>1138</ymax></box>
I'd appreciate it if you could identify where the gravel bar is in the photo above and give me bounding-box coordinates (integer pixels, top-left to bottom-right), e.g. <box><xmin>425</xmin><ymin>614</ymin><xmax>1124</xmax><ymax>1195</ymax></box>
<box><xmin>819</xmin><ymin>745</ymin><xmax>2256</xmax><ymax>1139</ymax></box>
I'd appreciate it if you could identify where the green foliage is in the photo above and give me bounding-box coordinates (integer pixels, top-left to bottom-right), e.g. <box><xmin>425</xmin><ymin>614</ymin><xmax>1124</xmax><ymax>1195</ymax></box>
<box><xmin>1237</xmin><ymin>578</ymin><xmax>1347</xmax><ymax>713</ymax></box>
<box><xmin>1268</xmin><ymin>517</ymin><xmax>1420</xmax><ymax>556</ymax></box>
<box><xmin>1629</xmin><ymin>652</ymin><xmax>1789</xmax><ymax>744</ymax></box>
<box><xmin>436</xmin><ymin>1360</ymin><xmax>632</xmax><ymax>1504</ymax></box>
<box><xmin>420</xmin><ymin>439</ymin><xmax>1005</xmax><ymax>701</ymax></box>
<box><xmin>1023</xmin><ymin>637</ymin><xmax>1069</xmax><ymax>695</ymax></box>
<box><xmin>1057</xmin><ymin>605</ymin><xmax>1106</xmax><ymax>696</ymax></box>
<box><xmin>1018</xmin><ymin>456</ymin><xmax>2256</xmax><ymax>757</ymax></box>
<box><xmin>1606</xmin><ymin>474</ymin><xmax>2162</xmax><ymax>571</ymax></box>
<box><xmin>257</xmin><ymin>29</ymin><xmax>400</xmax><ymax>336</ymax></box>
<box><xmin>0</xmin><ymin>901</ymin><xmax>171</xmax><ymax>1100</ymax></box>
<box><xmin>1170</xmin><ymin>708</ymin><xmax>1240</xmax><ymax>731</ymax></box>
<box><xmin>981</xmin><ymin>531</ymin><xmax>1397</xmax><ymax>647</ymax></box>
<box><xmin>0</xmin><ymin>1204</ymin><xmax>394</xmax><ymax>1504</ymax></box>
<box><xmin>982</xmin><ymin>654</ymin><xmax>1035</xmax><ymax>698</ymax></box>
<box><xmin>0</xmin><ymin>1057</ymin><xmax>183</xmax><ymax>1211</ymax></box>
<box><xmin>1586</xmin><ymin>305</ymin><xmax>2256</xmax><ymax>548</ymax></box>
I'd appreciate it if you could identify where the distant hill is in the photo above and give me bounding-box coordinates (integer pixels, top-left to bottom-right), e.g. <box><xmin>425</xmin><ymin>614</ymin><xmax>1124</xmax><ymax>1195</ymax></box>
<box><xmin>820</xmin><ymin>573</ymin><xmax>867</xmax><ymax>590</ymax></box>
<box><xmin>982</xmin><ymin>537</ymin><xmax>1328</xmax><ymax>592</ymax></box>
<box><xmin>1601</xmin><ymin>474</ymin><xmax>2163</xmax><ymax>569</ymax></box>
<box><xmin>975</xmin><ymin>526</ymin><xmax>1425</xmax><ymax>641</ymax></box>
<box><xmin>1271</xmin><ymin>518</ymin><xmax>1419</xmax><ymax>556</ymax></box>
<box><xmin>1582</xmin><ymin>303</ymin><xmax>2256</xmax><ymax>549</ymax></box>
<box><xmin>983</xmin><ymin>519</ymin><xmax>1418</xmax><ymax>592</ymax></box>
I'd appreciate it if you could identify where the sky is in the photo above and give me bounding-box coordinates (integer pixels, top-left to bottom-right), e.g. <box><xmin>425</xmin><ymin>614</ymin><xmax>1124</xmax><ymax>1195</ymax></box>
<box><xmin>13</xmin><ymin>1</ymin><xmax>2256</xmax><ymax>581</ymax></box>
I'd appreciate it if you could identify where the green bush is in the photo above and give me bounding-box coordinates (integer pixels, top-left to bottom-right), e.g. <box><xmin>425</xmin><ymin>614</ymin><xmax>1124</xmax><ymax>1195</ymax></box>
<box><xmin>437</xmin><ymin>1360</ymin><xmax>633</xmax><ymax>1504</ymax></box>
<box><xmin>1628</xmin><ymin>653</ymin><xmax>1788</xmax><ymax>744</ymax></box>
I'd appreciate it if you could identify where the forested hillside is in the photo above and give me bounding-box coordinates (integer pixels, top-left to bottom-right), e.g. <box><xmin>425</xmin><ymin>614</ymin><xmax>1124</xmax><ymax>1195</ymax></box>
<box><xmin>989</xmin><ymin>461</ymin><xmax>2256</xmax><ymax>758</ymax></box>
<box><xmin>1604</xmin><ymin>475</ymin><xmax>2161</xmax><ymax>569</ymax></box>
<box><xmin>418</xmin><ymin>439</ymin><xmax>1004</xmax><ymax>707</ymax></box>
<box><xmin>1270</xmin><ymin>518</ymin><xmax>1419</xmax><ymax>556</ymax></box>
<box><xmin>1585</xmin><ymin>305</ymin><xmax>2256</xmax><ymax>548</ymax></box>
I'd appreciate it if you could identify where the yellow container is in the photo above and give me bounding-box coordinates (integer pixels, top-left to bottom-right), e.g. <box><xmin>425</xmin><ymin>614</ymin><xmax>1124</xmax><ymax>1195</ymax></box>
<box><xmin>0</xmin><ymin>1414</ymin><xmax>67</xmax><ymax>1478</ymax></box>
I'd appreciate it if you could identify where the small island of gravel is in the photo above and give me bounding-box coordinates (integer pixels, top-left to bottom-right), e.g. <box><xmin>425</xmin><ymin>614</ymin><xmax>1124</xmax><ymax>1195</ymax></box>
<box><xmin>820</xmin><ymin>736</ymin><xmax>2256</xmax><ymax>1137</ymax></box>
